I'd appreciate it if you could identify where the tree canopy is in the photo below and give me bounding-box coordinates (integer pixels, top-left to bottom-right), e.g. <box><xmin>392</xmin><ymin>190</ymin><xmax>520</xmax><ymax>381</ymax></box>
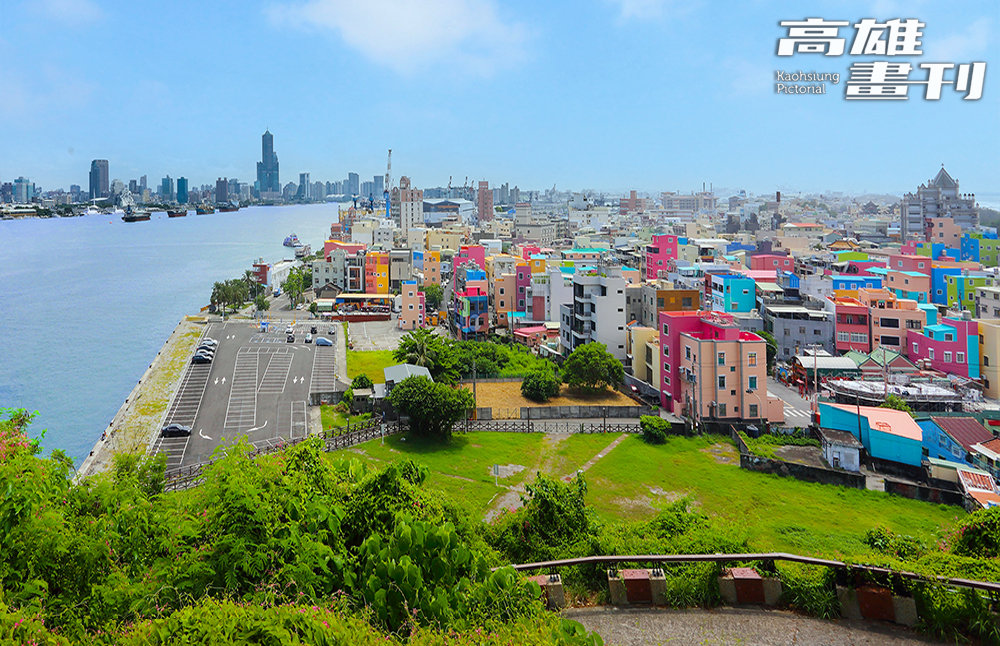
<box><xmin>393</xmin><ymin>329</ymin><xmax>459</xmax><ymax>384</ymax></box>
<box><xmin>561</xmin><ymin>343</ymin><xmax>623</xmax><ymax>394</ymax></box>
<box><xmin>388</xmin><ymin>376</ymin><xmax>474</xmax><ymax>441</ymax></box>
<box><xmin>420</xmin><ymin>283</ymin><xmax>444</xmax><ymax>311</ymax></box>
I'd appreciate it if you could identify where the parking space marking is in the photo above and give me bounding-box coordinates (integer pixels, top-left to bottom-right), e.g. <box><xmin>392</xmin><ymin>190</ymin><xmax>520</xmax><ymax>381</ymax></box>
<box><xmin>290</xmin><ymin>401</ymin><xmax>307</xmax><ymax>439</ymax></box>
<box><xmin>164</xmin><ymin>363</ymin><xmax>211</xmax><ymax>427</ymax></box>
<box><xmin>223</xmin><ymin>353</ymin><xmax>258</xmax><ymax>434</ymax></box>
<box><xmin>151</xmin><ymin>436</ymin><xmax>189</xmax><ymax>471</ymax></box>
<box><xmin>310</xmin><ymin>347</ymin><xmax>339</xmax><ymax>394</ymax></box>
<box><xmin>258</xmin><ymin>354</ymin><xmax>293</xmax><ymax>394</ymax></box>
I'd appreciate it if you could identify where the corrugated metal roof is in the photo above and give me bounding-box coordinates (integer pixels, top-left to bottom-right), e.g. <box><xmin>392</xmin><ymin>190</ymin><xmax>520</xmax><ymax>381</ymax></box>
<box><xmin>794</xmin><ymin>356</ymin><xmax>859</xmax><ymax>370</ymax></box>
<box><xmin>931</xmin><ymin>417</ymin><xmax>994</xmax><ymax>452</ymax></box>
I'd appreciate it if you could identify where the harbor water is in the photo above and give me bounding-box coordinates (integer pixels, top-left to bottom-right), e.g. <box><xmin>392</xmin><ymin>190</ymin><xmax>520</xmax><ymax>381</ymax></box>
<box><xmin>0</xmin><ymin>203</ymin><xmax>343</xmax><ymax>464</ymax></box>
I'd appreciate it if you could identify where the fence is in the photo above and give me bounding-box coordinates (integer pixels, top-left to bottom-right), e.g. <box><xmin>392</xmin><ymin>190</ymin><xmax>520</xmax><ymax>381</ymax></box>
<box><xmin>521</xmin><ymin>405</ymin><xmax>651</xmax><ymax>420</ymax></box>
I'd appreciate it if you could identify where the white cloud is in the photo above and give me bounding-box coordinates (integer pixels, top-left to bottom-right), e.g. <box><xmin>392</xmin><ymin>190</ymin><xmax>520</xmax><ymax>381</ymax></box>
<box><xmin>604</xmin><ymin>0</ymin><xmax>699</xmax><ymax>22</ymax></box>
<box><xmin>36</xmin><ymin>0</ymin><xmax>103</xmax><ymax>23</ymax></box>
<box><xmin>926</xmin><ymin>17</ymin><xmax>992</xmax><ymax>61</ymax></box>
<box><xmin>267</xmin><ymin>0</ymin><xmax>529</xmax><ymax>76</ymax></box>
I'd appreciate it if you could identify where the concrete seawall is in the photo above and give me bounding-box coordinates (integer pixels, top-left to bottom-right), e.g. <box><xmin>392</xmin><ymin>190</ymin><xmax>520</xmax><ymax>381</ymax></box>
<box><xmin>76</xmin><ymin>317</ymin><xmax>207</xmax><ymax>481</ymax></box>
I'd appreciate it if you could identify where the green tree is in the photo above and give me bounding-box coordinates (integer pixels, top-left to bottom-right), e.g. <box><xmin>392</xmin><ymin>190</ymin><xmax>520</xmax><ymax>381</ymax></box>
<box><xmin>757</xmin><ymin>329</ymin><xmax>778</xmax><ymax>369</ymax></box>
<box><xmin>243</xmin><ymin>269</ymin><xmax>261</xmax><ymax>299</ymax></box>
<box><xmin>281</xmin><ymin>269</ymin><xmax>304</xmax><ymax>308</ymax></box>
<box><xmin>394</xmin><ymin>329</ymin><xmax>459</xmax><ymax>383</ymax></box>
<box><xmin>309</xmin><ymin>301</ymin><xmax>319</xmax><ymax>317</ymax></box>
<box><xmin>521</xmin><ymin>371</ymin><xmax>561</xmax><ymax>402</ymax></box>
<box><xmin>254</xmin><ymin>294</ymin><xmax>269</xmax><ymax>312</ymax></box>
<box><xmin>561</xmin><ymin>343</ymin><xmax>623</xmax><ymax>394</ymax></box>
<box><xmin>388</xmin><ymin>376</ymin><xmax>474</xmax><ymax>441</ymax></box>
<box><xmin>351</xmin><ymin>374</ymin><xmax>374</xmax><ymax>390</ymax></box>
<box><xmin>881</xmin><ymin>394</ymin><xmax>913</xmax><ymax>414</ymax></box>
<box><xmin>420</xmin><ymin>283</ymin><xmax>444</xmax><ymax>311</ymax></box>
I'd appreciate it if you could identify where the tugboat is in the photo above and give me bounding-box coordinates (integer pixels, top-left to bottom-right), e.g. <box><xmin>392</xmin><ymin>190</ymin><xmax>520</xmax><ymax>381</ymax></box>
<box><xmin>196</xmin><ymin>205</ymin><xmax>216</xmax><ymax>215</ymax></box>
<box><xmin>167</xmin><ymin>208</ymin><xmax>187</xmax><ymax>218</ymax></box>
<box><xmin>283</xmin><ymin>233</ymin><xmax>302</xmax><ymax>247</ymax></box>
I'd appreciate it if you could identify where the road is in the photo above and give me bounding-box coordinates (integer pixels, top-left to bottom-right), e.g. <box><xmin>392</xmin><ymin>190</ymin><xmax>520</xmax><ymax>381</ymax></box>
<box><xmin>767</xmin><ymin>376</ymin><xmax>814</xmax><ymax>427</ymax></box>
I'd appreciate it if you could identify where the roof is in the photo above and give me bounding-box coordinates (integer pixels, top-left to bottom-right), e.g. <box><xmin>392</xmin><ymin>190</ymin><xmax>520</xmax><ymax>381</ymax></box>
<box><xmin>383</xmin><ymin>364</ymin><xmax>433</xmax><ymax>384</ymax></box>
<box><xmin>931</xmin><ymin>417</ymin><xmax>994</xmax><ymax>452</ymax></box>
<box><xmin>972</xmin><ymin>437</ymin><xmax>1000</xmax><ymax>460</ymax></box>
<box><xmin>513</xmin><ymin>325</ymin><xmax>547</xmax><ymax>336</ymax></box>
<box><xmin>793</xmin><ymin>356</ymin><xmax>859</xmax><ymax>370</ymax></box>
<box><xmin>957</xmin><ymin>469</ymin><xmax>1000</xmax><ymax>509</ymax></box>
<box><xmin>816</xmin><ymin>427</ymin><xmax>864</xmax><ymax>449</ymax></box>
<box><xmin>827</xmin><ymin>403</ymin><xmax>923</xmax><ymax>441</ymax></box>
<box><xmin>756</xmin><ymin>282</ymin><xmax>785</xmax><ymax>292</ymax></box>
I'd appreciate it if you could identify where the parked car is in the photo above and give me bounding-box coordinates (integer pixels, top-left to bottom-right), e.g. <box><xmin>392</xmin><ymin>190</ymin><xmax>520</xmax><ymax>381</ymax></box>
<box><xmin>315</xmin><ymin>337</ymin><xmax>333</xmax><ymax>346</ymax></box>
<box><xmin>161</xmin><ymin>423</ymin><xmax>192</xmax><ymax>437</ymax></box>
<box><xmin>327</xmin><ymin>326</ymin><xmax>336</xmax><ymax>335</ymax></box>
<box><xmin>305</xmin><ymin>333</ymin><xmax>313</xmax><ymax>343</ymax></box>
<box><xmin>284</xmin><ymin>326</ymin><xmax>293</xmax><ymax>335</ymax></box>
<box><xmin>200</xmin><ymin>338</ymin><xmax>218</xmax><ymax>348</ymax></box>
<box><xmin>310</xmin><ymin>325</ymin><xmax>317</xmax><ymax>334</ymax></box>
<box><xmin>192</xmin><ymin>354</ymin><xmax>211</xmax><ymax>364</ymax></box>
<box><xmin>197</xmin><ymin>344</ymin><xmax>216</xmax><ymax>353</ymax></box>
<box><xmin>286</xmin><ymin>334</ymin><xmax>295</xmax><ymax>343</ymax></box>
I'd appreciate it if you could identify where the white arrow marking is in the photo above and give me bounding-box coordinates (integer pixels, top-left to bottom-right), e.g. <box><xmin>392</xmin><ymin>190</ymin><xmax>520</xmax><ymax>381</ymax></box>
<box><xmin>245</xmin><ymin>420</ymin><xmax>268</xmax><ymax>433</ymax></box>
<box><xmin>221</xmin><ymin>376</ymin><xmax>227</xmax><ymax>384</ymax></box>
<box><xmin>199</xmin><ymin>428</ymin><xmax>212</xmax><ymax>440</ymax></box>
<box><xmin>214</xmin><ymin>377</ymin><xmax>219</xmax><ymax>385</ymax></box>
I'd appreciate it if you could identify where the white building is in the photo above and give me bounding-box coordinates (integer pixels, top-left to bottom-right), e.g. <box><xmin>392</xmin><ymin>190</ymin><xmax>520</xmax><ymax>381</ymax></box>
<box><xmin>398</xmin><ymin>176</ymin><xmax>423</xmax><ymax>233</ymax></box>
<box><xmin>559</xmin><ymin>265</ymin><xmax>628</xmax><ymax>360</ymax></box>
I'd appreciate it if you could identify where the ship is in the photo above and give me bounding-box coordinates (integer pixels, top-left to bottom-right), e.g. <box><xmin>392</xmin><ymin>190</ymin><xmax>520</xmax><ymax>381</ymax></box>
<box><xmin>283</xmin><ymin>233</ymin><xmax>302</xmax><ymax>247</ymax></box>
<box><xmin>295</xmin><ymin>244</ymin><xmax>312</xmax><ymax>258</ymax></box>
<box><xmin>196</xmin><ymin>206</ymin><xmax>216</xmax><ymax>215</ymax></box>
<box><xmin>218</xmin><ymin>204</ymin><xmax>239</xmax><ymax>213</ymax></box>
<box><xmin>121</xmin><ymin>205</ymin><xmax>151</xmax><ymax>223</ymax></box>
<box><xmin>167</xmin><ymin>209</ymin><xmax>187</xmax><ymax>218</ymax></box>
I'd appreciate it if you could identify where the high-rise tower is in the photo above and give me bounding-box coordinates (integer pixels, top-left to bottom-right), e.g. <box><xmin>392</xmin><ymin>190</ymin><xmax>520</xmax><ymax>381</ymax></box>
<box><xmin>89</xmin><ymin>159</ymin><xmax>109</xmax><ymax>199</ymax></box>
<box><xmin>256</xmin><ymin>130</ymin><xmax>280</xmax><ymax>195</ymax></box>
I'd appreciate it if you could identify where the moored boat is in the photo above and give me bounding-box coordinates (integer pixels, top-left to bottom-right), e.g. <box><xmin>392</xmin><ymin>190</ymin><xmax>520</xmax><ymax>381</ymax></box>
<box><xmin>196</xmin><ymin>206</ymin><xmax>216</xmax><ymax>215</ymax></box>
<box><xmin>122</xmin><ymin>205</ymin><xmax>151</xmax><ymax>222</ymax></box>
<box><xmin>218</xmin><ymin>204</ymin><xmax>239</xmax><ymax>212</ymax></box>
<box><xmin>283</xmin><ymin>233</ymin><xmax>302</xmax><ymax>247</ymax></box>
<box><xmin>167</xmin><ymin>209</ymin><xmax>187</xmax><ymax>218</ymax></box>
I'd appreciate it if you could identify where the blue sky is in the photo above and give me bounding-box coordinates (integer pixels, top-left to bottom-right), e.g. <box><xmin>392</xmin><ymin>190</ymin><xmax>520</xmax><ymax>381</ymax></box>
<box><xmin>1</xmin><ymin>0</ymin><xmax>997</xmax><ymax>198</ymax></box>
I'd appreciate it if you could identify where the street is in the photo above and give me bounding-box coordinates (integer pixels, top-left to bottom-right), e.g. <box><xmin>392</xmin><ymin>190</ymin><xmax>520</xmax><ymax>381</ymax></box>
<box><xmin>767</xmin><ymin>376</ymin><xmax>814</xmax><ymax>427</ymax></box>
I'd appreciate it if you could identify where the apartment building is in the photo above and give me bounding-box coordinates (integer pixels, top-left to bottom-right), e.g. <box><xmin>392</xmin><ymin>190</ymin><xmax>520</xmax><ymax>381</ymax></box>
<box><xmin>559</xmin><ymin>266</ymin><xmax>628</xmax><ymax>361</ymax></box>
<box><xmin>399</xmin><ymin>281</ymin><xmax>425</xmax><ymax>330</ymax></box>
<box><xmin>907</xmin><ymin>315</ymin><xmax>979</xmax><ymax>379</ymax></box>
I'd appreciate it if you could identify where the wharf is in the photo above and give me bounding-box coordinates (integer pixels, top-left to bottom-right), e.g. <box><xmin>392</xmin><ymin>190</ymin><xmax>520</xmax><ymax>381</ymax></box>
<box><xmin>75</xmin><ymin>317</ymin><xmax>207</xmax><ymax>480</ymax></box>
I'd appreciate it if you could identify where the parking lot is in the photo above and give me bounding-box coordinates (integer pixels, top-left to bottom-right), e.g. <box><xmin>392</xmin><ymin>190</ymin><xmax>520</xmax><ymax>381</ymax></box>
<box><xmin>153</xmin><ymin>319</ymin><xmax>340</xmax><ymax>469</ymax></box>
<box><xmin>347</xmin><ymin>318</ymin><xmax>407</xmax><ymax>351</ymax></box>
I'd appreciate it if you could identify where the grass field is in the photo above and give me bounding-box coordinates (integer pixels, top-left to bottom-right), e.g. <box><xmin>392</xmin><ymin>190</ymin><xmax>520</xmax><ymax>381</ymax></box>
<box><xmin>334</xmin><ymin>431</ymin><xmax>961</xmax><ymax>560</ymax></box>
<box><xmin>584</xmin><ymin>435</ymin><xmax>961</xmax><ymax>558</ymax></box>
<box><xmin>329</xmin><ymin>432</ymin><xmax>619</xmax><ymax>513</ymax></box>
<box><xmin>318</xmin><ymin>406</ymin><xmax>371</xmax><ymax>432</ymax></box>
<box><xmin>345</xmin><ymin>350</ymin><xmax>396</xmax><ymax>383</ymax></box>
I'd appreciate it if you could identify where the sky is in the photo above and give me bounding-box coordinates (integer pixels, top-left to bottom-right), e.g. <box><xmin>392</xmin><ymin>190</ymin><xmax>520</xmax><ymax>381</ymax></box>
<box><xmin>1</xmin><ymin>0</ymin><xmax>998</xmax><ymax>198</ymax></box>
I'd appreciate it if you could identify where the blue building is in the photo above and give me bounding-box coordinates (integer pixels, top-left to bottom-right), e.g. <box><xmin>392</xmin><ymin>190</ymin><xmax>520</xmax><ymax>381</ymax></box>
<box><xmin>930</xmin><ymin>266</ymin><xmax>962</xmax><ymax>305</ymax></box>
<box><xmin>819</xmin><ymin>402</ymin><xmax>924</xmax><ymax>467</ymax></box>
<box><xmin>832</xmin><ymin>275</ymin><xmax>882</xmax><ymax>292</ymax></box>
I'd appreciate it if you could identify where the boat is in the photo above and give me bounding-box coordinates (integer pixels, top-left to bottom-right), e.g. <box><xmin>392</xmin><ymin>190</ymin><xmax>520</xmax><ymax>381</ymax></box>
<box><xmin>121</xmin><ymin>205</ymin><xmax>151</xmax><ymax>223</ymax></box>
<box><xmin>283</xmin><ymin>233</ymin><xmax>302</xmax><ymax>247</ymax></box>
<box><xmin>167</xmin><ymin>209</ymin><xmax>187</xmax><ymax>218</ymax></box>
<box><xmin>218</xmin><ymin>204</ymin><xmax>239</xmax><ymax>213</ymax></box>
<box><xmin>196</xmin><ymin>206</ymin><xmax>216</xmax><ymax>215</ymax></box>
<box><xmin>295</xmin><ymin>244</ymin><xmax>312</xmax><ymax>258</ymax></box>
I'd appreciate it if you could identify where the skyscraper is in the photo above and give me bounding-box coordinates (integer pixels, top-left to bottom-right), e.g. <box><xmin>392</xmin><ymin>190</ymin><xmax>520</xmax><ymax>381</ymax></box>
<box><xmin>14</xmin><ymin>177</ymin><xmax>34</xmax><ymax>203</ymax></box>
<box><xmin>256</xmin><ymin>130</ymin><xmax>280</xmax><ymax>195</ymax></box>
<box><xmin>89</xmin><ymin>160</ymin><xmax>109</xmax><ymax>199</ymax></box>
<box><xmin>299</xmin><ymin>173</ymin><xmax>311</xmax><ymax>199</ymax></box>
<box><xmin>216</xmin><ymin>178</ymin><xmax>229</xmax><ymax>203</ymax></box>
<box><xmin>161</xmin><ymin>176</ymin><xmax>174</xmax><ymax>201</ymax></box>
<box><xmin>397</xmin><ymin>176</ymin><xmax>423</xmax><ymax>234</ymax></box>
<box><xmin>477</xmin><ymin>180</ymin><xmax>493</xmax><ymax>223</ymax></box>
<box><xmin>348</xmin><ymin>172</ymin><xmax>360</xmax><ymax>196</ymax></box>
<box><xmin>177</xmin><ymin>177</ymin><xmax>189</xmax><ymax>204</ymax></box>
<box><xmin>373</xmin><ymin>175</ymin><xmax>384</xmax><ymax>196</ymax></box>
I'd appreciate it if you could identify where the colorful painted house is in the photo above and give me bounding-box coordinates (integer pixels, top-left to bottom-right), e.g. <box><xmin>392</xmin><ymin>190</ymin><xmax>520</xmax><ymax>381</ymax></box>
<box><xmin>456</xmin><ymin>245</ymin><xmax>486</xmax><ymax>270</ymax></box>
<box><xmin>833</xmin><ymin>296</ymin><xmax>871</xmax><ymax>354</ymax></box>
<box><xmin>710</xmin><ymin>274</ymin><xmax>756</xmax><ymax>313</ymax></box>
<box><xmin>819</xmin><ymin>403</ymin><xmax>924</xmax><ymax>467</ymax></box>
<box><xmin>399</xmin><ymin>281</ymin><xmax>425</xmax><ymax>330</ymax></box>
<box><xmin>945</xmin><ymin>274</ymin><xmax>993</xmax><ymax>310</ymax></box>
<box><xmin>832</xmin><ymin>274</ymin><xmax>882</xmax><ymax>298</ymax></box>
<box><xmin>907</xmin><ymin>316</ymin><xmax>980</xmax><ymax>378</ymax></box>
<box><xmin>917</xmin><ymin>416</ymin><xmax>993</xmax><ymax>464</ymax></box>
<box><xmin>364</xmin><ymin>251</ymin><xmax>390</xmax><ymax>294</ymax></box>
<box><xmin>454</xmin><ymin>286</ymin><xmax>489</xmax><ymax>340</ymax></box>
<box><xmin>885</xmin><ymin>270</ymin><xmax>930</xmax><ymax>303</ymax></box>
<box><xmin>750</xmin><ymin>254</ymin><xmax>795</xmax><ymax>272</ymax></box>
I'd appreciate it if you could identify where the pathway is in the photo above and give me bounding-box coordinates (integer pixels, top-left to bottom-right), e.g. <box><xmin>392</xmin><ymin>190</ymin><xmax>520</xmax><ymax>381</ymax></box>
<box><xmin>565</xmin><ymin>606</ymin><xmax>940</xmax><ymax>646</ymax></box>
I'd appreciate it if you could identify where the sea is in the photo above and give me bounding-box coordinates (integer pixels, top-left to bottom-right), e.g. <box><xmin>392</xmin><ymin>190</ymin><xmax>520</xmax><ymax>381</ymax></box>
<box><xmin>0</xmin><ymin>203</ymin><xmax>343</xmax><ymax>464</ymax></box>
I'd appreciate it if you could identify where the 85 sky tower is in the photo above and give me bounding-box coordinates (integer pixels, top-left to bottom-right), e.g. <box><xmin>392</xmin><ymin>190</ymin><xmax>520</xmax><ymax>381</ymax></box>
<box><xmin>256</xmin><ymin>130</ymin><xmax>280</xmax><ymax>195</ymax></box>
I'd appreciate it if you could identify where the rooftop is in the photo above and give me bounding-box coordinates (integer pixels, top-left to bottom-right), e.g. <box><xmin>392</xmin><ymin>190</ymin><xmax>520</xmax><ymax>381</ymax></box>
<box><xmin>931</xmin><ymin>417</ymin><xmax>994</xmax><ymax>452</ymax></box>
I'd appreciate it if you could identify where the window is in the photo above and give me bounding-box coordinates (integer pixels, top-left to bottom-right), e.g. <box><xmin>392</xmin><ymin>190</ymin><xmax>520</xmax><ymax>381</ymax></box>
<box><xmin>850</xmin><ymin>333</ymin><xmax>868</xmax><ymax>343</ymax></box>
<box><xmin>499</xmin><ymin>287</ymin><xmax>505</xmax><ymax>295</ymax></box>
<box><xmin>749</xmin><ymin>404</ymin><xmax>759</xmax><ymax>418</ymax></box>
<box><xmin>665</xmin><ymin>376</ymin><xmax>670</xmax><ymax>385</ymax></box>
<box><xmin>944</xmin><ymin>333</ymin><xmax>954</xmax><ymax>342</ymax></box>
<box><xmin>499</xmin><ymin>300</ymin><xmax>505</xmax><ymax>308</ymax></box>
<box><xmin>919</xmin><ymin>262</ymin><xmax>925</xmax><ymax>268</ymax></box>
<box><xmin>685</xmin><ymin>346</ymin><xmax>691</xmax><ymax>360</ymax></box>
<box><xmin>748</xmin><ymin>352</ymin><xmax>757</xmax><ymax>366</ymax></box>
<box><xmin>663</xmin><ymin>323</ymin><xmax>669</xmax><ymax>335</ymax></box>
<box><xmin>929</xmin><ymin>348</ymin><xmax>935</xmax><ymax>360</ymax></box>
<box><xmin>846</xmin><ymin>315</ymin><xmax>853</xmax><ymax>324</ymax></box>
<box><xmin>958</xmin><ymin>352</ymin><xmax>965</xmax><ymax>363</ymax></box>
<box><xmin>682</xmin><ymin>297</ymin><xmax>693</xmax><ymax>308</ymax></box>
<box><xmin>944</xmin><ymin>351</ymin><xmax>953</xmax><ymax>362</ymax></box>
<box><xmin>717</xmin><ymin>352</ymin><xmax>725</xmax><ymax>366</ymax></box>
<box><xmin>881</xmin><ymin>335</ymin><xmax>900</xmax><ymax>346</ymax></box>
<box><xmin>743</xmin><ymin>289</ymin><xmax>749</xmax><ymax>295</ymax></box>
<box><xmin>664</xmin><ymin>362</ymin><xmax>670</xmax><ymax>372</ymax></box>
<box><xmin>799</xmin><ymin>327</ymin><xmax>806</xmax><ymax>335</ymax></box>
<box><xmin>913</xmin><ymin>342</ymin><xmax>919</xmax><ymax>354</ymax></box>
<box><xmin>408</xmin><ymin>304</ymin><xmax>414</xmax><ymax>310</ymax></box>
<box><xmin>749</xmin><ymin>376</ymin><xmax>758</xmax><ymax>390</ymax></box>
<box><xmin>838</xmin><ymin>331</ymin><xmax>850</xmax><ymax>342</ymax></box>
<box><xmin>717</xmin><ymin>403</ymin><xmax>727</xmax><ymax>417</ymax></box>
<box><xmin>664</xmin><ymin>347</ymin><xmax>669</xmax><ymax>357</ymax></box>
<box><xmin>718</xmin><ymin>375</ymin><xmax>726</xmax><ymax>389</ymax></box>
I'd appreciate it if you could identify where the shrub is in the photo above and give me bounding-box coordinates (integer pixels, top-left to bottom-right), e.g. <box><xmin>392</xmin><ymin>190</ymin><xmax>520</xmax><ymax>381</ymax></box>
<box><xmin>639</xmin><ymin>415</ymin><xmax>669</xmax><ymax>444</ymax></box>
<box><xmin>341</xmin><ymin>388</ymin><xmax>354</xmax><ymax>407</ymax></box>
<box><xmin>952</xmin><ymin>506</ymin><xmax>1000</xmax><ymax>559</ymax></box>
<box><xmin>389</xmin><ymin>376</ymin><xmax>475</xmax><ymax>441</ymax></box>
<box><xmin>561</xmin><ymin>343</ymin><xmax>623</xmax><ymax>394</ymax></box>
<box><xmin>351</xmin><ymin>374</ymin><xmax>374</xmax><ymax>390</ymax></box>
<box><xmin>521</xmin><ymin>371</ymin><xmax>561</xmax><ymax>402</ymax></box>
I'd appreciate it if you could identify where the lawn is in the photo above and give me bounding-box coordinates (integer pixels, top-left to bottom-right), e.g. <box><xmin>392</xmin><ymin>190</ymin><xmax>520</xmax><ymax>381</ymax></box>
<box><xmin>328</xmin><ymin>432</ymin><xmax>617</xmax><ymax>514</ymax></box>
<box><xmin>319</xmin><ymin>406</ymin><xmax>371</xmax><ymax>432</ymax></box>
<box><xmin>584</xmin><ymin>434</ymin><xmax>961</xmax><ymax>559</ymax></box>
<box><xmin>345</xmin><ymin>350</ymin><xmax>396</xmax><ymax>383</ymax></box>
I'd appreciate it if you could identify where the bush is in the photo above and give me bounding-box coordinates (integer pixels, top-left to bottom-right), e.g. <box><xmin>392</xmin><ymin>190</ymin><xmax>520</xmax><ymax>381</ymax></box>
<box><xmin>351</xmin><ymin>374</ymin><xmax>374</xmax><ymax>390</ymax></box>
<box><xmin>639</xmin><ymin>415</ymin><xmax>669</xmax><ymax>444</ymax></box>
<box><xmin>521</xmin><ymin>371</ymin><xmax>561</xmax><ymax>402</ymax></box>
<box><xmin>952</xmin><ymin>506</ymin><xmax>1000</xmax><ymax>559</ymax></box>
<box><xmin>561</xmin><ymin>343</ymin><xmax>623</xmax><ymax>394</ymax></box>
<box><xmin>389</xmin><ymin>377</ymin><xmax>475</xmax><ymax>441</ymax></box>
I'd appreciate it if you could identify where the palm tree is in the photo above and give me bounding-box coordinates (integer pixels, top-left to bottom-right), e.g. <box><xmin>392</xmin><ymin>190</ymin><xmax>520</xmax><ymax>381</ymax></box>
<box><xmin>244</xmin><ymin>269</ymin><xmax>260</xmax><ymax>299</ymax></box>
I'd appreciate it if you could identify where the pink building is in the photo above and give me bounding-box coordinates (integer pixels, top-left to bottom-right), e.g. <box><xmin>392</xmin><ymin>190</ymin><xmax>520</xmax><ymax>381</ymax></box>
<box><xmin>886</xmin><ymin>270</ymin><xmax>930</xmax><ymax>303</ymax></box>
<box><xmin>658</xmin><ymin>310</ymin><xmax>780</xmax><ymax>423</ymax></box>
<box><xmin>645</xmin><ymin>234</ymin><xmax>679</xmax><ymax>279</ymax></box>
<box><xmin>457</xmin><ymin>245</ymin><xmax>486</xmax><ymax>270</ymax></box>
<box><xmin>399</xmin><ymin>281</ymin><xmax>425</xmax><ymax>330</ymax></box>
<box><xmin>844</xmin><ymin>260</ymin><xmax>888</xmax><ymax>275</ymax></box>
<box><xmin>907</xmin><ymin>317</ymin><xmax>979</xmax><ymax>378</ymax></box>
<box><xmin>751</xmin><ymin>254</ymin><xmax>795</xmax><ymax>272</ymax></box>
<box><xmin>513</xmin><ymin>325</ymin><xmax>559</xmax><ymax>348</ymax></box>
<box><xmin>888</xmin><ymin>254</ymin><xmax>932</xmax><ymax>275</ymax></box>
<box><xmin>859</xmin><ymin>288</ymin><xmax>927</xmax><ymax>352</ymax></box>
<box><xmin>324</xmin><ymin>240</ymin><xmax>365</xmax><ymax>262</ymax></box>
<box><xmin>833</xmin><ymin>297</ymin><xmax>871</xmax><ymax>353</ymax></box>
<box><xmin>518</xmin><ymin>244</ymin><xmax>542</xmax><ymax>260</ymax></box>
<box><xmin>477</xmin><ymin>180</ymin><xmax>493</xmax><ymax>223</ymax></box>
<box><xmin>928</xmin><ymin>217</ymin><xmax>961</xmax><ymax>246</ymax></box>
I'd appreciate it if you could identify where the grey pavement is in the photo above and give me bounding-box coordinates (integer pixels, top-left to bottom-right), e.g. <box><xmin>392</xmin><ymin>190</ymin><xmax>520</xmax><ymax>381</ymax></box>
<box><xmin>564</xmin><ymin>606</ymin><xmax>941</xmax><ymax>646</ymax></box>
<box><xmin>767</xmin><ymin>376</ymin><xmax>813</xmax><ymax>427</ymax></box>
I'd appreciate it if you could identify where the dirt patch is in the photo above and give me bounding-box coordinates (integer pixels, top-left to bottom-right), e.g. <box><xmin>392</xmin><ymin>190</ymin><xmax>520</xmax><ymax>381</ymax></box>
<box><xmin>773</xmin><ymin>444</ymin><xmax>826</xmax><ymax>468</ymax></box>
<box><xmin>701</xmin><ymin>442</ymin><xmax>738</xmax><ymax>465</ymax></box>
<box><xmin>611</xmin><ymin>495</ymin><xmax>656</xmax><ymax>513</ymax></box>
<box><xmin>469</xmin><ymin>444</ymin><xmax>482</xmax><ymax>448</ymax></box>
<box><xmin>648</xmin><ymin>486</ymin><xmax>685</xmax><ymax>502</ymax></box>
<box><xmin>490</xmin><ymin>464</ymin><xmax>527</xmax><ymax>478</ymax></box>
<box><xmin>461</xmin><ymin>381</ymin><xmax>635</xmax><ymax>416</ymax></box>
<box><xmin>484</xmin><ymin>488</ymin><xmax>526</xmax><ymax>523</ymax></box>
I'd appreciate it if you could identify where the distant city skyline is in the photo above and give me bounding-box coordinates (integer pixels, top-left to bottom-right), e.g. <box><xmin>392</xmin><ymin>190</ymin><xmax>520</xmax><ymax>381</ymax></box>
<box><xmin>1</xmin><ymin>1</ymin><xmax>997</xmax><ymax>196</ymax></box>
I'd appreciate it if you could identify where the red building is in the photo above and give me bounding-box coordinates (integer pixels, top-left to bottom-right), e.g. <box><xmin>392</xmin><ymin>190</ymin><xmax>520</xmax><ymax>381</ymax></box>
<box><xmin>833</xmin><ymin>296</ymin><xmax>871</xmax><ymax>353</ymax></box>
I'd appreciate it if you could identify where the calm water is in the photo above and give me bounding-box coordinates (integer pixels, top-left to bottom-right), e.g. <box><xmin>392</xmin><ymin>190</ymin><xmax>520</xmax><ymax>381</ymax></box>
<box><xmin>0</xmin><ymin>203</ymin><xmax>342</xmax><ymax>463</ymax></box>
